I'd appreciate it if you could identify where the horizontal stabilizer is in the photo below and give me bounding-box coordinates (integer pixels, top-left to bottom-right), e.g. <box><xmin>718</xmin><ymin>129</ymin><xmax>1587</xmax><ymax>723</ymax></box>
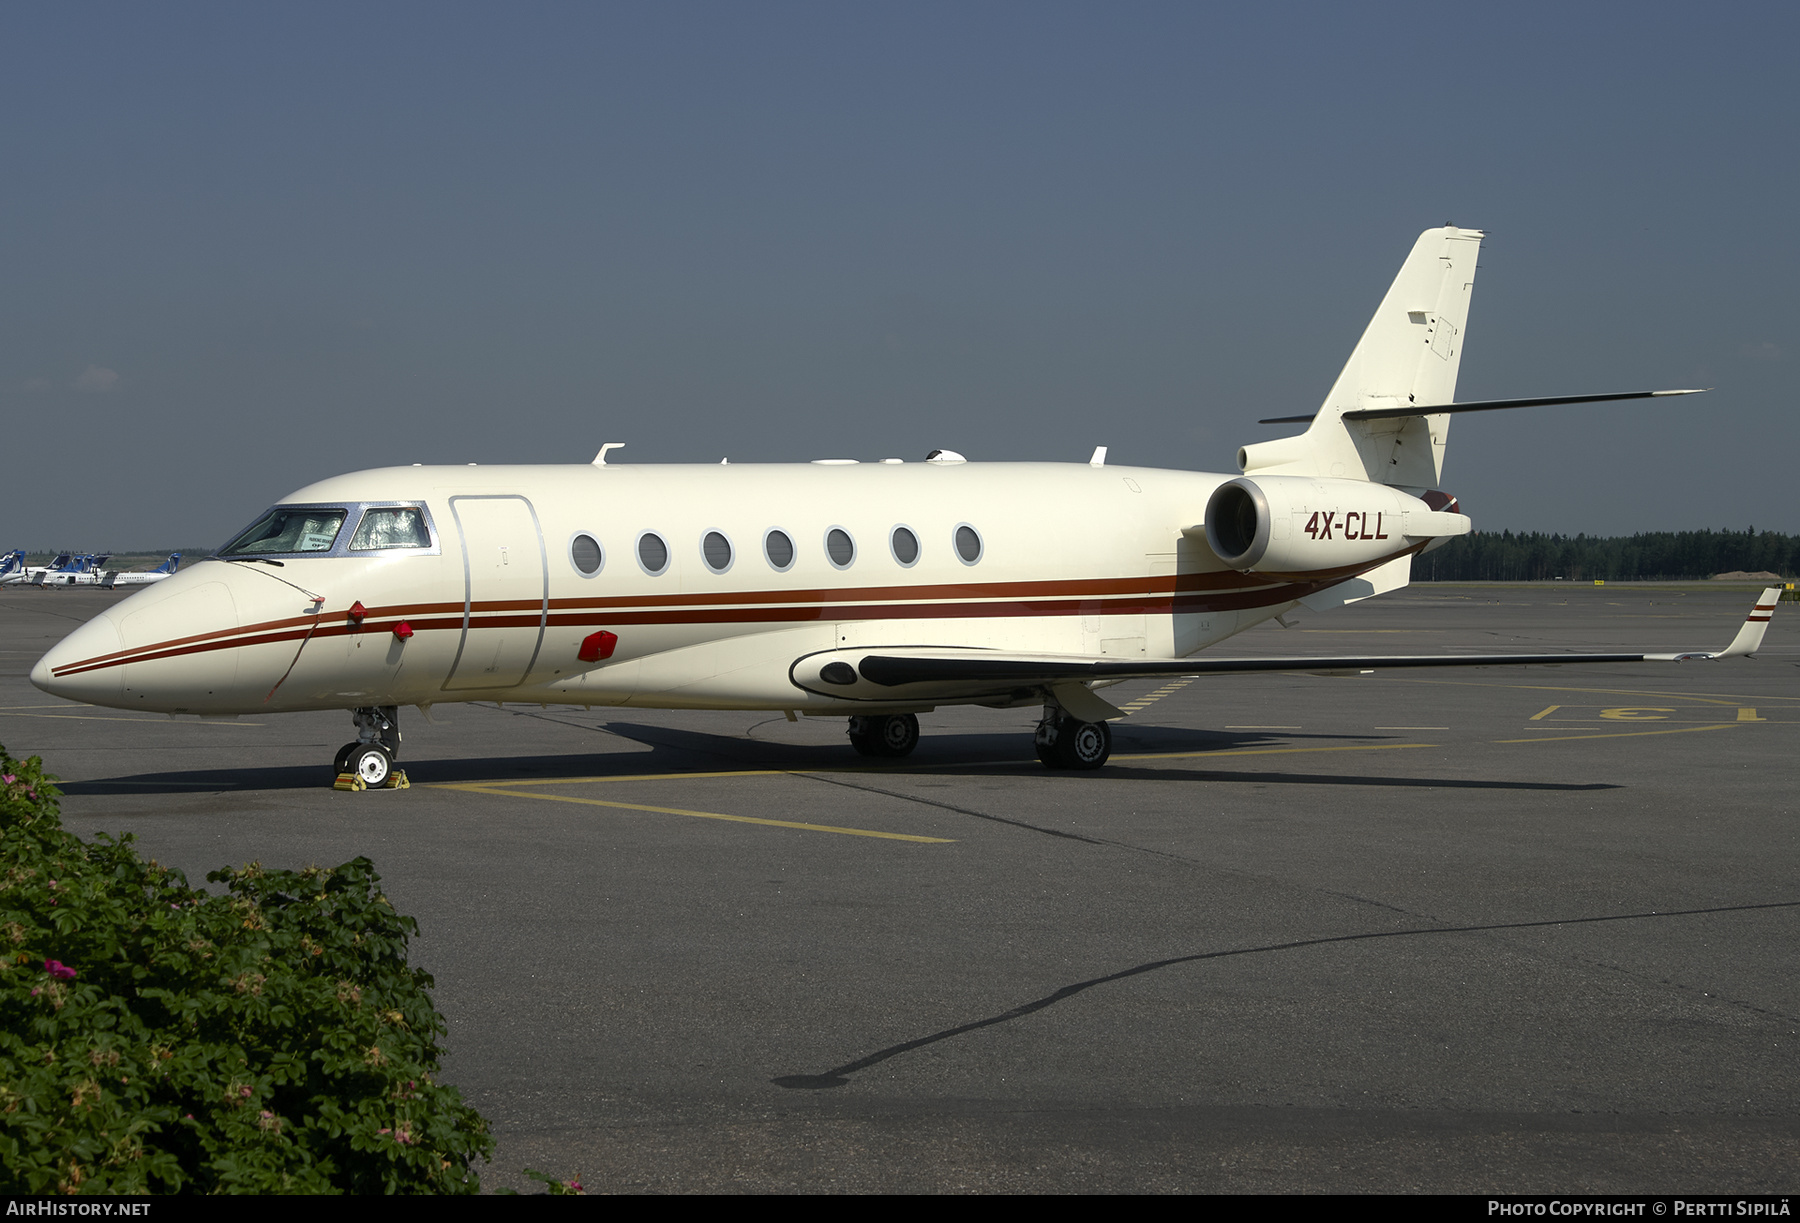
<box><xmin>1260</xmin><ymin>388</ymin><xmax>1707</xmax><ymax>426</ymax></box>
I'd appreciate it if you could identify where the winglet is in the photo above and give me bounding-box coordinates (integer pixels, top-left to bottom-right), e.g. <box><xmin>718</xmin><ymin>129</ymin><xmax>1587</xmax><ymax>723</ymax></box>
<box><xmin>1647</xmin><ymin>587</ymin><xmax>1781</xmax><ymax>661</ymax></box>
<box><xmin>1716</xmin><ymin>587</ymin><xmax>1781</xmax><ymax>658</ymax></box>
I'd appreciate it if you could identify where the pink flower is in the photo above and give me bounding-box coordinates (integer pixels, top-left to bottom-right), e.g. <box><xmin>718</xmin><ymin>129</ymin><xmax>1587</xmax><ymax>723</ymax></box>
<box><xmin>44</xmin><ymin>960</ymin><xmax>76</xmax><ymax>980</ymax></box>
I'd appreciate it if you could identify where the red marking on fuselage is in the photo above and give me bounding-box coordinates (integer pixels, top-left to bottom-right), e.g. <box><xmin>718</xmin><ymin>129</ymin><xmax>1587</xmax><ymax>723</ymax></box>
<box><xmin>54</xmin><ymin>549</ymin><xmax>1426</xmax><ymax>680</ymax></box>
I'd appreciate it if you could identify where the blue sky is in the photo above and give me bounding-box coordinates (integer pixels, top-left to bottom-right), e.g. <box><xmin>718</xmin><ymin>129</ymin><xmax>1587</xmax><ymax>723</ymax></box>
<box><xmin>3</xmin><ymin>2</ymin><xmax>1794</xmax><ymax>547</ymax></box>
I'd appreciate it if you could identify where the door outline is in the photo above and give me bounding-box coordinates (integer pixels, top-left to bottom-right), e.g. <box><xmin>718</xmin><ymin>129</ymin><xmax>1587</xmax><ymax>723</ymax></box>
<box><xmin>443</xmin><ymin>494</ymin><xmax>549</xmax><ymax>690</ymax></box>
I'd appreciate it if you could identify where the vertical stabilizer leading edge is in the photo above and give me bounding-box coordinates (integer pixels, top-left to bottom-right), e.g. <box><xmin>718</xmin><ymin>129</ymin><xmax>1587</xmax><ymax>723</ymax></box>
<box><xmin>1240</xmin><ymin>226</ymin><xmax>1483</xmax><ymax>489</ymax></box>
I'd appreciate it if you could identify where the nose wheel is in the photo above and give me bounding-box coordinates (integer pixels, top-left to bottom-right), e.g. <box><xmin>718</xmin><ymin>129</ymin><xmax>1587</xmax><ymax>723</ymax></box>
<box><xmin>333</xmin><ymin>706</ymin><xmax>409</xmax><ymax>790</ymax></box>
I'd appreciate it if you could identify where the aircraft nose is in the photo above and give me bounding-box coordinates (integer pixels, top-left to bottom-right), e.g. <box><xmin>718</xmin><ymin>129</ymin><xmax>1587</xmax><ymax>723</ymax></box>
<box><xmin>32</xmin><ymin>613</ymin><xmax>125</xmax><ymax>705</ymax></box>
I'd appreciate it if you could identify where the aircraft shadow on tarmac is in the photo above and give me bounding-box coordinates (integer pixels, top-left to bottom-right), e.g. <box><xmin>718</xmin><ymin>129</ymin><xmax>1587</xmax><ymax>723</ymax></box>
<box><xmin>56</xmin><ymin>720</ymin><xmax>1620</xmax><ymax>796</ymax></box>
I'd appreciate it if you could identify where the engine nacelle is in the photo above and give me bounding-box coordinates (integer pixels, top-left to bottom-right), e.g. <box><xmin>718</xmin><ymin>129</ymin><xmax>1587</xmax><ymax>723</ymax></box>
<box><xmin>1203</xmin><ymin>476</ymin><xmax>1469</xmax><ymax>575</ymax></box>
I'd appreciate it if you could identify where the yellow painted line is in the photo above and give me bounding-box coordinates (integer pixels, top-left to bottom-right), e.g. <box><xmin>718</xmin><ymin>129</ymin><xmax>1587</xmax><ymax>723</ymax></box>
<box><xmin>1387</xmin><ymin>677</ymin><xmax>1800</xmax><ymax>707</ymax></box>
<box><xmin>1494</xmin><ymin>724</ymin><xmax>1738</xmax><ymax>745</ymax></box>
<box><xmin>429</xmin><ymin>768</ymin><xmax>785</xmax><ymax>789</ymax></box>
<box><xmin>436</xmin><ymin>783</ymin><xmax>955</xmax><ymax>843</ymax></box>
<box><xmin>1520</xmin><ymin>718</ymin><xmax>1795</xmax><ymax>725</ymax></box>
<box><xmin>1529</xmin><ymin>705</ymin><xmax>1560</xmax><ymax>720</ymax></box>
<box><xmin>1119</xmin><ymin>677</ymin><xmax>1194</xmax><ymax>717</ymax></box>
<box><xmin>1117</xmin><ymin>742</ymin><xmax>1433</xmax><ymax>763</ymax></box>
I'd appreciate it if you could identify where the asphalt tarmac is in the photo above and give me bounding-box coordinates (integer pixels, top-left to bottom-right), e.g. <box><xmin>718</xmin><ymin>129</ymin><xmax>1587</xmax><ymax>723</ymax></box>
<box><xmin>3</xmin><ymin>582</ymin><xmax>1796</xmax><ymax>1193</ymax></box>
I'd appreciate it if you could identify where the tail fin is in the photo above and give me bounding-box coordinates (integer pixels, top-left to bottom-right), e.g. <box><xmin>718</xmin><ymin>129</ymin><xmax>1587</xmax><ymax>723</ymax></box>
<box><xmin>159</xmin><ymin>553</ymin><xmax>181</xmax><ymax>573</ymax></box>
<box><xmin>1240</xmin><ymin>225</ymin><xmax>1484</xmax><ymax>487</ymax></box>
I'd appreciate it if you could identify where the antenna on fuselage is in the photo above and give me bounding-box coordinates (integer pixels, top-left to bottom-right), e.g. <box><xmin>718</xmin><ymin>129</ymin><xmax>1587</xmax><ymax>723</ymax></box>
<box><xmin>593</xmin><ymin>443</ymin><xmax>625</xmax><ymax>466</ymax></box>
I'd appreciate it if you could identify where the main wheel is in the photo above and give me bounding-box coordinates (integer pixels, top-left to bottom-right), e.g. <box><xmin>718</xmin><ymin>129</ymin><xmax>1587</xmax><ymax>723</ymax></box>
<box><xmin>875</xmin><ymin>713</ymin><xmax>919</xmax><ymax>757</ymax></box>
<box><xmin>1034</xmin><ymin>718</ymin><xmax>1065</xmax><ymax>768</ymax></box>
<box><xmin>847</xmin><ymin>714</ymin><xmax>920</xmax><ymax>758</ymax></box>
<box><xmin>348</xmin><ymin>743</ymin><xmax>394</xmax><ymax>788</ymax></box>
<box><xmin>847</xmin><ymin>716</ymin><xmax>880</xmax><ymax>756</ymax></box>
<box><xmin>1054</xmin><ymin>719</ymin><xmax>1112</xmax><ymax>770</ymax></box>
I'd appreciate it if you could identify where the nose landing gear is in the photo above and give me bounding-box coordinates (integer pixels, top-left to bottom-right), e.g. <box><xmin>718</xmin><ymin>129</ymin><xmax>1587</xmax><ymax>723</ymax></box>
<box><xmin>333</xmin><ymin>706</ymin><xmax>410</xmax><ymax>790</ymax></box>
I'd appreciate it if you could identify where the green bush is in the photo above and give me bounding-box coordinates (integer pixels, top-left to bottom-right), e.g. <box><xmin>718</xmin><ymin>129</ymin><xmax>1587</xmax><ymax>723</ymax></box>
<box><xmin>0</xmin><ymin>745</ymin><xmax>493</xmax><ymax>1193</ymax></box>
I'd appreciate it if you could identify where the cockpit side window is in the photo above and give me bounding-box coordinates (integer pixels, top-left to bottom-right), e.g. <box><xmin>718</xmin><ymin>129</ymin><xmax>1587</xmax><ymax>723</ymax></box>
<box><xmin>350</xmin><ymin>507</ymin><xmax>431</xmax><ymax>551</ymax></box>
<box><xmin>220</xmin><ymin>508</ymin><xmax>347</xmax><ymax>556</ymax></box>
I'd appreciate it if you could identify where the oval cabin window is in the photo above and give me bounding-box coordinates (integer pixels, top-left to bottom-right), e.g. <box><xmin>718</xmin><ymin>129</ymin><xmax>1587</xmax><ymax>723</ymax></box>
<box><xmin>764</xmin><ymin>529</ymin><xmax>795</xmax><ymax>571</ymax></box>
<box><xmin>955</xmin><ymin>524</ymin><xmax>983</xmax><ymax>565</ymax></box>
<box><xmin>890</xmin><ymin>526</ymin><xmax>919</xmax><ymax>566</ymax></box>
<box><xmin>569</xmin><ymin>533</ymin><xmax>604</xmax><ymax>577</ymax></box>
<box><xmin>826</xmin><ymin>528</ymin><xmax>856</xmax><ymax>569</ymax></box>
<box><xmin>637</xmin><ymin>532</ymin><xmax>670</xmax><ymax>576</ymax></box>
<box><xmin>702</xmin><ymin>531</ymin><xmax>733</xmax><ymax>573</ymax></box>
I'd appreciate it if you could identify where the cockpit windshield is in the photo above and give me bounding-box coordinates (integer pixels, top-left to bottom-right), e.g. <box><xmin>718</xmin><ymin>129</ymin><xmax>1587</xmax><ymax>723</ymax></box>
<box><xmin>219</xmin><ymin>508</ymin><xmax>347</xmax><ymax>556</ymax></box>
<box><xmin>349</xmin><ymin>507</ymin><xmax>431</xmax><ymax>551</ymax></box>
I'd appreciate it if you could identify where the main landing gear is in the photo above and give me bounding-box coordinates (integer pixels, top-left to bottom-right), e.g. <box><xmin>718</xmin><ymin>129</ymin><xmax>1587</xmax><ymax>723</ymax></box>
<box><xmin>847</xmin><ymin>713</ymin><xmax>920</xmax><ymax>758</ymax></box>
<box><xmin>1034</xmin><ymin>708</ymin><xmax>1112</xmax><ymax>770</ymax></box>
<box><xmin>844</xmin><ymin>708</ymin><xmax>1113</xmax><ymax>770</ymax></box>
<box><xmin>333</xmin><ymin>706</ymin><xmax>409</xmax><ymax>790</ymax></box>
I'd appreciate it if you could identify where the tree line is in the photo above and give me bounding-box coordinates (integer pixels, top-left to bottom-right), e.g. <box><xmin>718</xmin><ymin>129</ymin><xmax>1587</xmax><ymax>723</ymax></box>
<box><xmin>1410</xmin><ymin>528</ymin><xmax>1796</xmax><ymax>582</ymax></box>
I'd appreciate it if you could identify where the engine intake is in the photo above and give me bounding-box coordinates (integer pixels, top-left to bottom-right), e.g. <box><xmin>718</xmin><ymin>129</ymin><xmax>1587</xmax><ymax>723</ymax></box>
<box><xmin>1202</xmin><ymin>476</ymin><xmax>1470</xmax><ymax>576</ymax></box>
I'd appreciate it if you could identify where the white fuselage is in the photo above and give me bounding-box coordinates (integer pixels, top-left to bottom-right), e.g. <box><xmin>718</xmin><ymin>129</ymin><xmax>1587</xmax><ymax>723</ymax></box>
<box><xmin>31</xmin><ymin>460</ymin><xmax>1401</xmax><ymax>717</ymax></box>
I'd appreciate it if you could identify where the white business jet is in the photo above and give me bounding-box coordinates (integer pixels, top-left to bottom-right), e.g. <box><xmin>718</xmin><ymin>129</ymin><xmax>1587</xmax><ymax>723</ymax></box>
<box><xmin>30</xmin><ymin>227</ymin><xmax>1777</xmax><ymax>788</ymax></box>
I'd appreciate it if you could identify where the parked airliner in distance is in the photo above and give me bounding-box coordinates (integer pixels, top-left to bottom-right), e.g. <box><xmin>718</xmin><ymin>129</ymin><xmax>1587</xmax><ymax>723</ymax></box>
<box><xmin>4</xmin><ymin>552</ymin><xmax>72</xmax><ymax>586</ymax></box>
<box><xmin>30</xmin><ymin>226</ymin><xmax>1777</xmax><ymax>787</ymax></box>
<box><xmin>100</xmin><ymin>553</ymin><xmax>182</xmax><ymax>589</ymax></box>
<box><xmin>26</xmin><ymin>553</ymin><xmax>110</xmax><ymax>587</ymax></box>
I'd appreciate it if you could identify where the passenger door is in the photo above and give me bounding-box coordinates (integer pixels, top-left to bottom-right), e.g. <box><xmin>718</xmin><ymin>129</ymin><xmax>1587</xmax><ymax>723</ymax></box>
<box><xmin>443</xmin><ymin>495</ymin><xmax>547</xmax><ymax>691</ymax></box>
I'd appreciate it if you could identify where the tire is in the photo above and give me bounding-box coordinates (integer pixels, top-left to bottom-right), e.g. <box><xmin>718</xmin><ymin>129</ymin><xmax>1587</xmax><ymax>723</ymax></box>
<box><xmin>847</xmin><ymin>717</ymin><xmax>881</xmax><ymax>756</ymax></box>
<box><xmin>847</xmin><ymin>714</ymin><xmax>919</xmax><ymax>758</ymax></box>
<box><xmin>1034</xmin><ymin>718</ymin><xmax>1065</xmax><ymax>769</ymax></box>
<box><xmin>1054</xmin><ymin>719</ymin><xmax>1111</xmax><ymax>770</ymax></box>
<box><xmin>876</xmin><ymin>713</ymin><xmax>919</xmax><ymax>757</ymax></box>
<box><xmin>349</xmin><ymin>743</ymin><xmax>393</xmax><ymax>788</ymax></box>
<box><xmin>333</xmin><ymin>742</ymin><xmax>361</xmax><ymax>774</ymax></box>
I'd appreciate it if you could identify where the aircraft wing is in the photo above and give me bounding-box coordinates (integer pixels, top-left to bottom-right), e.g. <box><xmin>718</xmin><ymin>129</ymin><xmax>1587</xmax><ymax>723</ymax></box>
<box><xmin>791</xmin><ymin>589</ymin><xmax>1780</xmax><ymax>715</ymax></box>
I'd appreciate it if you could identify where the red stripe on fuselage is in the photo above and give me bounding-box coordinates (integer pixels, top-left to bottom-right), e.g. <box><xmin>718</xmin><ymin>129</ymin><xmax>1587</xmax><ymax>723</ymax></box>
<box><xmin>54</xmin><ymin>552</ymin><xmax>1419</xmax><ymax>679</ymax></box>
<box><xmin>53</xmin><ymin>585</ymin><xmax>1330</xmax><ymax>678</ymax></box>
